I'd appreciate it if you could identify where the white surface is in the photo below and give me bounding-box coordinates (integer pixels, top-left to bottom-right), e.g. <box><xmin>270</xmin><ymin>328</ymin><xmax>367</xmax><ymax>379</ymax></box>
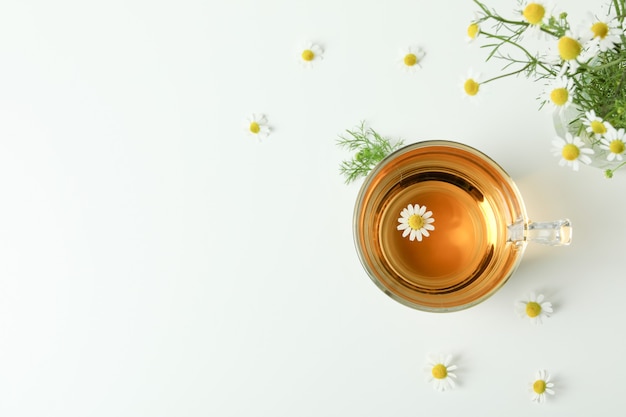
<box><xmin>1</xmin><ymin>0</ymin><xmax>624</xmax><ymax>415</ymax></box>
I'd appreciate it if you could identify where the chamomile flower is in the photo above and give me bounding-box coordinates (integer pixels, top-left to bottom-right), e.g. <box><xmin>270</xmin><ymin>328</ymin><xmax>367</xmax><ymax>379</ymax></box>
<box><xmin>397</xmin><ymin>203</ymin><xmax>435</xmax><ymax>242</ymax></box>
<box><xmin>600</xmin><ymin>127</ymin><xmax>626</xmax><ymax>161</ymax></box>
<box><xmin>245</xmin><ymin>114</ymin><xmax>271</xmax><ymax>141</ymax></box>
<box><xmin>542</xmin><ymin>76</ymin><xmax>574</xmax><ymax>111</ymax></box>
<box><xmin>530</xmin><ymin>369</ymin><xmax>555</xmax><ymax>403</ymax></box>
<box><xmin>551</xmin><ymin>30</ymin><xmax>597</xmax><ymax>72</ymax></box>
<box><xmin>466</xmin><ymin>16</ymin><xmax>481</xmax><ymax>43</ymax></box>
<box><xmin>299</xmin><ymin>41</ymin><xmax>324</xmax><ymax>68</ymax></box>
<box><xmin>520</xmin><ymin>1</ymin><xmax>551</xmax><ymax>38</ymax></box>
<box><xmin>551</xmin><ymin>132</ymin><xmax>594</xmax><ymax>171</ymax></box>
<box><xmin>515</xmin><ymin>292</ymin><xmax>553</xmax><ymax>324</ymax></box>
<box><xmin>461</xmin><ymin>68</ymin><xmax>482</xmax><ymax>103</ymax></box>
<box><xmin>582</xmin><ymin>110</ymin><xmax>612</xmax><ymax>138</ymax></box>
<box><xmin>398</xmin><ymin>46</ymin><xmax>425</xmax><ymax>73</ymax></box>
<box><xmin>425</xmin><ymin>354</ymin><xmax>457</xmax><ymax>392</ymax></box>
<box><xmin>581</xmin><ymin>11</ymin><xmax>623</xmax><ymax>52</ymax></box>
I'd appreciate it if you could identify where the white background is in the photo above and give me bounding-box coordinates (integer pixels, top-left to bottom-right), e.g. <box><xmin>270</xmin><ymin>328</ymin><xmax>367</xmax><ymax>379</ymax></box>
<box><xmin>1</xmin><ymin>0</ymin><xmax>624</xmax><ymax>415</ymax></box>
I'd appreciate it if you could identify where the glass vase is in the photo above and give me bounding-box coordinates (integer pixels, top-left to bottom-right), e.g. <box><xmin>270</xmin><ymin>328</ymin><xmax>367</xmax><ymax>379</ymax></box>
<box><xmin>552</xmin><ymin>106</ymin><xmax>623</xmax><ymax>174</ymax></box>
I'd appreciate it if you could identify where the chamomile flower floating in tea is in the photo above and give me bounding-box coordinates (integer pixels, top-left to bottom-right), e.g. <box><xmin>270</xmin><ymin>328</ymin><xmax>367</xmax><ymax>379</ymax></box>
<box><xmin>425</xmin><ymin>354</ymin><xmax>457</xmax><ymax>392</ymax></box>
<box><xmin>515</xmin><ymin>292</ymin><xmax>553</xmax><ymax>325</ymax></box>
<box><xmin>600</xmin><ymin>128</ymin><xmax>626</xmax><ymax>161</ymax></box>
<box><xmin>245</xmin><ymin>114</ymin><xmax>271</xmax><ymax>141</ymax></box>
<box><xmin>397</xmin><ymin>204</ymin><xmax>435</xmax><ymax>242</ymax></box>
<box><xmin>398</xmin><ymin>46</ymin><xmax>425</xmax><ymax>73</ymax></box>
<box><xmin>551</xmin><ymin>132</ymin><xmax>594</xmax><ymax>171</ymax></box>
<box><xmin>530</xmin><ymin>369</ymin><xmax>555</xmax><ymax>403</ymax></box>
<box><xmin>582</xmin><ymin>110</ymin><xmax>611</xmax><ymax>139</ymax></box>
<box><xmin>299</xmin><ymin>41</ymin><xmax>324</xmax><ymax>68</ymax></box>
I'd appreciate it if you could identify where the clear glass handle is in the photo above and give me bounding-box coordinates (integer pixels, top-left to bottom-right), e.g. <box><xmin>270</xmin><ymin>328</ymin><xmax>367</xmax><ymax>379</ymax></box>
<box><xmin>507</xmin><ymin>219</ymin><xmax>572</xmax><ymax>246</ymax></box>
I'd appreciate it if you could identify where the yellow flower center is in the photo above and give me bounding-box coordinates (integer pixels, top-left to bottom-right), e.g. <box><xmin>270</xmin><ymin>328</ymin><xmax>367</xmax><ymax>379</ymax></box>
<box><xmin>609</xmin><ymin>140</ymin><xmax>625</xmax><ymax>154</ymax></box>
<box><xmin>558</xmin><ymin>36</ymin><xmax>582</xmax><ymax>61</ymax></box>
<box><xmin>249</xmin><ymin>121</ymin><xmax>260</xmax><ymax>134</ymax></box>
<box><xmin>431</xmin><ymin>364</ymin><xmax>448</xmax><ymax>380</ymax></box>
<box><xmin>467</xmin><ymin>23</ymin><xmax>479</xmax><ymax>39</ymax></box>
<box><xmin>525</xmin><ymin>301</ymin><xmax>542</xmax><ymax>317</ymax></box>
<box><xmin>561</xmin><ymin>143</ymin><xmax>580</xmax><ymax>161</ymax></box>
<box><xmin>301</xmin><ymin>49</ymin><xmax>315</xmax><ymax>61</ymax></box>
<box><xmin>591</xmin><ymin>120</ymin><xmax>607</xmax><ymax>134</ymax></box>
<box><xmin>533</xmin><ymin>379</ymin><xmax>547</xmax><ymax>394</ymax></box>
<box><xmin>550</xmin><ymin>87</ymin><xmax>569</xmax><ymax>106</ymax></box>
<box><xmin>591</xmin><ymin>21</ymin><xmax>609</xmax><ymax>39</ymax></box>
<box><xmin>408</xmin><ymin>214</ymin><xmax>425</xmax><ymax>230</ymax></box>
<box><xmin>523</xmin><ymin>3</ymin><xmax>545</xmax><ymax>25</ymax></box>
<box><xmin>404</xmin><ymin>53</ymin><xmax>418</xmax><ymax>66</ymax></box>
<box><xmin>464</xmin><ymin>78</ymin><xmax>480</xmax><ymax>96</ymax></box>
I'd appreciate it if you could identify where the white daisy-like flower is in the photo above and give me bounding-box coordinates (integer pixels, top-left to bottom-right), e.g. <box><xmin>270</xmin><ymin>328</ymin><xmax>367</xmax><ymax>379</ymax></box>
<box><xmin>551</xmin><ymin>132</ymin><xmax>594</xmax><ymax>171</ymax></box>
<box><xmin>515</xmin><ymin>292</ymin><xmax>553</xmax><ymax>324</ymax></box>
<box><xmin>460</xmin><ymin>68</ymin><xmax>482</xmax><ymax>103</ymax></box>
<box><xmin>600</xmin><ymin>127</ymin><xmax>626</xmax><ymax>161</ymax></box>
<box><xmin>299</xmin><ymin>41</ymin><xmax>324</xmax><ymax>68</ymax></box>
<box><xmin>552</xmin><ymin>30</ymin><xmax>586</xmax><ymax>72</ymax></box>
<box><xmin>542</xmin><ymin>76</ymin><xmax>574</xmax><ymax>111</ymax></box>
<box><xmin>582</xmin><ymin>109</ymin><xmax>613</xmax><ymax>138</ymax></box>
<box><xmin>245</xmin><ymin>114</ymin><xmax>271</xmax><ymax>141</ymax></box>
<box><xmin>530</xmin><ymin>369</ymin><xmax>555</xmax><ymax>403</ymax></box>
<box><xmin>397</xmin><ymin>203</ymin><xmax>435</xmax><ymax>242</ymax></box>
<box><xmin>466</xmin><ymin>16</ymin><xmax>481</xmax><ymax>43</ymax></box>
<box><xmin>580</xmin><ymin>10</ymin><xmax>623</xmax><ymax>52</ymax></box>
<box><xmin>520</xmin><ymin>1</ymin><xmax>552</xmax><ymax>38</ymax></box>
<box><xmin>425</xmin><ymin>354</ymin><xmax>457</xmax><ymax>392</ymax></box>
<box><xmin>398</xmin><ymin>46</ymin><xmax>425</xmax><ymax>73</ymax></box>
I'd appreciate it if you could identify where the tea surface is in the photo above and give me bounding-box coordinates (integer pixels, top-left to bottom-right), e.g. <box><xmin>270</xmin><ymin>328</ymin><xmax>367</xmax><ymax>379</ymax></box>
<box><xmin>380</xmin><ymin>171</ymin><xmax>504</xmax><ymax>295</ymax></box>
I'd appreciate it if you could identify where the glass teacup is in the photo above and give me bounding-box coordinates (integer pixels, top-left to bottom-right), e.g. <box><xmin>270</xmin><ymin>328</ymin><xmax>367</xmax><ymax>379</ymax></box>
<box><xmin>353</xmin><ymin>141</ymin><xmax>571</xmax><ymax>312</ymax></box>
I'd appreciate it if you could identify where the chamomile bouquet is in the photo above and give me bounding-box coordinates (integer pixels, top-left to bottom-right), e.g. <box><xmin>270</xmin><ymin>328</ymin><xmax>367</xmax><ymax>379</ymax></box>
<box><xmin>467</xmin><ymin>0</ymin><xmax>626</xmax><ymax>177</ymax></box>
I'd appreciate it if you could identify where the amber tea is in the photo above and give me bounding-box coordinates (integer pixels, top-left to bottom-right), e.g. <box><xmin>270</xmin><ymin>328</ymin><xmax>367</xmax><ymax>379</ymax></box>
<box><xmin>353</xmin><ymin>141</ymin><xmax>570</xmax><ymax>312</ymax></box>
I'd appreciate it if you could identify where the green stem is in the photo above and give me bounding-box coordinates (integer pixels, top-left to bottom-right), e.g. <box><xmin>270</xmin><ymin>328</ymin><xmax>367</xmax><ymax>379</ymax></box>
<box><xmin>473</xmin><ymin>0</ymin><xmax>525</xmax><ymax>27</ymax></box>
<box><xmin>606</xmin><ymin>160</ymin><xmax>626</xmax><ymax>178</ymax></box>
<box><xmin>481</xmin><ymin>64</ymin><xmax>532</xmax><ymax>84</ymax></box>
<box><xmin>480</xmin><ymin>31</ymin><xmax>530</xmax><ymax>58</ymax></box>
<box><xmin>473</xmin><ymin>0</ymin><xmax>559</xmax><ymax>37</ymax></box>
<box><xmin>479</xmin><ymin>31</ymin><xmax>558</xmax><ymax>77</ymax></box>
<box><xmin>581</xmin><ymin>57</ymin><xmax>626</xmax><ymax>72</ymax></box>
<box><xmin>614</xmin><ymin>0</ymin><xmax>623</xmax><ymax>24</ymax></box>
